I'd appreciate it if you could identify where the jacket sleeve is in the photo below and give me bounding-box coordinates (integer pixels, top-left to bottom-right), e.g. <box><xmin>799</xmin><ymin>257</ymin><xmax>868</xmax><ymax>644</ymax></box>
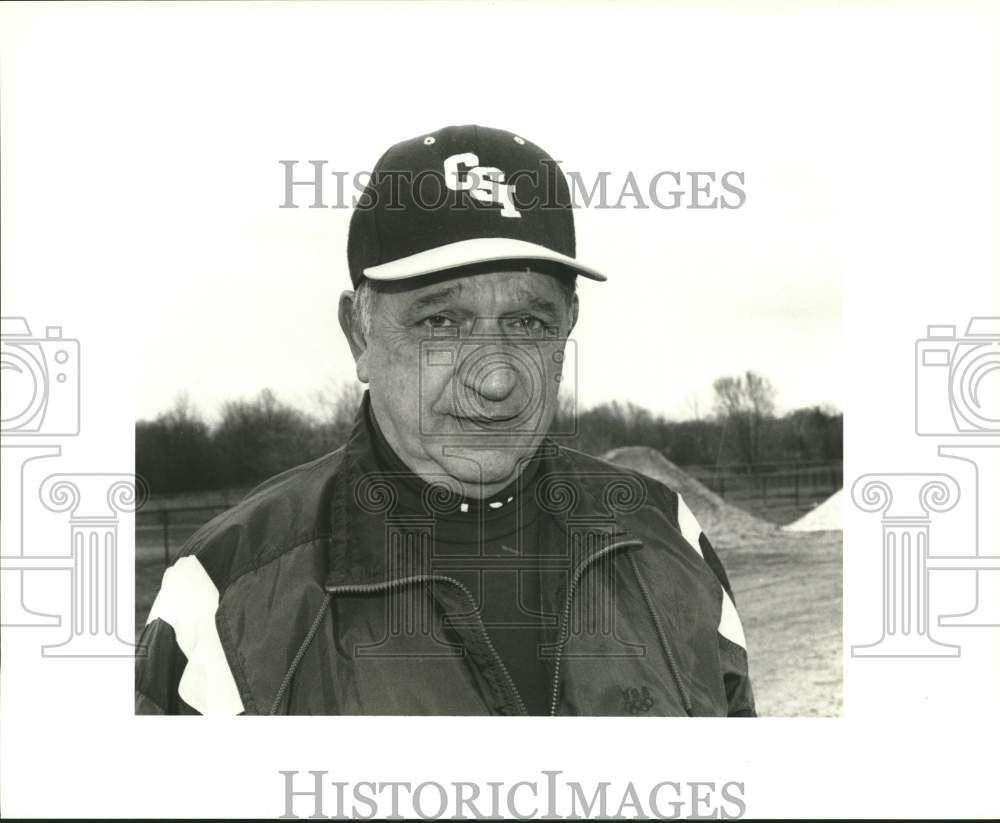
<box><xmin>698</xmin><ymin>531</ymin><xmax>757</xmax><ymax>717</ymax></box>
<box><xmin>135</xmin><ymin>618</ymin><xmax>199</xmax><ymax>715</ymax></box>
<box><xmin>673</xmin><ymin>493</ymin><xmax>757</xmax><ymax>717</ymax></box>
<box><xmin>135</xmin><ymin>555</ymin><xmax>245</xmax><ymax>716</ymax></box>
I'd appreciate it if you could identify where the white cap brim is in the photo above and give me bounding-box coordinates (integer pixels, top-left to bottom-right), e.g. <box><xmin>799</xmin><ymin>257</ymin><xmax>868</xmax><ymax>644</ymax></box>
<box><xmin>362</xmin><ymin>238</ymin><xmax>607</xmax><ymax>282</ymax></box>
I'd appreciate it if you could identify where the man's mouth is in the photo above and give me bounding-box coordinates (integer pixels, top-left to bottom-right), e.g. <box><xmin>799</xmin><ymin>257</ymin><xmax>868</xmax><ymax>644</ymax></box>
<box><xmin>452</xmin><ymin>411</ymin><xmax>524</xmax><ymax>426</ymax></box>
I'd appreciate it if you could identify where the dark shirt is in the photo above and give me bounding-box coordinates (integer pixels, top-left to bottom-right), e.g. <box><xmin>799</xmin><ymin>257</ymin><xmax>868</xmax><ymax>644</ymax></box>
<box><xmin>363</xmin><ymin>403</ymin><xmax>562</xmax><ymax>714</ymax></box>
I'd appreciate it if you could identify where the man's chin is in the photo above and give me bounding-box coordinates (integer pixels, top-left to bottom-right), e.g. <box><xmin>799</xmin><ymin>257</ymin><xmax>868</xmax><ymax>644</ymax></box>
<box><xmin>428</xmin><ymin>445</ymin><xmax>534</xmax><ymax>495</ymax></box>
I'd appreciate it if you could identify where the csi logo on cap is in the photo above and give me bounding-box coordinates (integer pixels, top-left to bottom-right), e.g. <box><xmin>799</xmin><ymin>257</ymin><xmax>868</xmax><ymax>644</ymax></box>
<box><xmin>443</xmin><ymin>152</ymin><xmax>521</xmax><ymax>218</ymax></box>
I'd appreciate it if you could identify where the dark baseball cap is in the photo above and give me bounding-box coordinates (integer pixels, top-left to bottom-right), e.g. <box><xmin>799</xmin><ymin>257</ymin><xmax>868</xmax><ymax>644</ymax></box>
<box><xmin>347</xmin><ymin>124</ymin><xmax>606</xmax><ymax>287</ymax></box>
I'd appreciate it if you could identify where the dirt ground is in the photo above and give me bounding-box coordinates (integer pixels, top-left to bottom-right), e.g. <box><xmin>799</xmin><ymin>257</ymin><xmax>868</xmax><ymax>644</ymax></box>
<box><xmin>716</xmin><ymin>530</ymin><xmax>842</xmax><ymax>717</ymax></box>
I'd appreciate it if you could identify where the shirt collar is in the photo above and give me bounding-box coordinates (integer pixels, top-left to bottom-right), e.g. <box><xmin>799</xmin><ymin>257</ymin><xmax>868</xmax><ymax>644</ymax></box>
<box><xmin>360</xmin><ymin>391</ymin><xmax>543</xmax><ymax>519</ymax></box>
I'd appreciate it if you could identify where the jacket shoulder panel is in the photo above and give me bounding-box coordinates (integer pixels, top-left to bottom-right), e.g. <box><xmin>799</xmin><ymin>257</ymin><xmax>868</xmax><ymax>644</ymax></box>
<box><xmin>553</xmin><ymin>444</ymin><xmax>682</xmax><ymax>526</ymax></box>
<box><xmin>175</xmin><ymin>445</ymin><xmax>348</xmax><ymax>592</ymax></box>
<box><xmin>555</xmin><ymin>445</ymin><xmax>730</xmax><ymax>587</ymax></box>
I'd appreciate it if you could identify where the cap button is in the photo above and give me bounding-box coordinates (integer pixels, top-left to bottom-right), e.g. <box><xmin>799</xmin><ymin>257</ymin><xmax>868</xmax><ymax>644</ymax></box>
<box><xmin>423</xmin><ymin>136</ymin><xmax>436</xmax><ymax>145</ymax></box>
<box><xmin>513</xmin><ymin>135</ymin><xmax>525</xmax><ymax>145</ymax></box>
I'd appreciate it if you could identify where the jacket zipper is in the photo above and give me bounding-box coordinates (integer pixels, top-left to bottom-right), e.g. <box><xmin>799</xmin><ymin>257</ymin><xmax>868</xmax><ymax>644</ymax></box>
<box><xmin>547</xmin><ymin>539</ymin><xmax>642</xmax><ymax>716</ymax></box>
<box><xmin>325</xmin><ymin>574</ymin><xmax>529</xmax><ymax>716</ymax></box>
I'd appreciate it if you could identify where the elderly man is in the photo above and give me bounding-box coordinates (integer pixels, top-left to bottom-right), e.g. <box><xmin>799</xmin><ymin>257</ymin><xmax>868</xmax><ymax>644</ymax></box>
<box><xmin>135</xmin><ymin>125</ymin><xmax>755</xmax><ymax>716</ymax></box>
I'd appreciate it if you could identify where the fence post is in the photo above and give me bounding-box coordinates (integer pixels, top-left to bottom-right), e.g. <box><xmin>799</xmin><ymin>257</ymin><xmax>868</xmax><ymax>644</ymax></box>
<box><xmin>160</xmin><ymin>509</ymin><xmax>170</xmax><ymax>568</ymax></box>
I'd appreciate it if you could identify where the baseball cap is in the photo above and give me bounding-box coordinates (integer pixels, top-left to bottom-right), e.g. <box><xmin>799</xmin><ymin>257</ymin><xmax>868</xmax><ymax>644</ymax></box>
<box><xmin>347</xmin><ymin>124</ymin><xmax>606</xmax><ymax>287</ymax></box>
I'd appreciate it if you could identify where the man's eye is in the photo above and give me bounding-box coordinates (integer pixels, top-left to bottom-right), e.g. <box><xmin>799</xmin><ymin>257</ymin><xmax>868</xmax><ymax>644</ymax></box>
<box><xmin>504</xmin><ymin>316</ymin><xmax>545</xmax><ymax>334</ymax></box>
<box><xmin>422</xmin><ymin>315</ymin><xmax>457</xmax><ymax>329</ymax></box>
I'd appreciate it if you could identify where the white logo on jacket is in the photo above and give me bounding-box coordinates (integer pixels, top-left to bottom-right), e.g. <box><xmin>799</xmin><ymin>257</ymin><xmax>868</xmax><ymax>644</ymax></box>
<box><xmin>443</xmin><ymin>152</ymin><xmax>521</xmax><ymax>218</ymax></box>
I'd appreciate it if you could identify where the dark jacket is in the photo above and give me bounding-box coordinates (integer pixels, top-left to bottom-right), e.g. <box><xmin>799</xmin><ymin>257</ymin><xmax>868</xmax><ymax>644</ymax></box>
<box><xmin>135</xmin><ymin>403</ymin><xmax>755</xmax><ymax>716</ymax></box>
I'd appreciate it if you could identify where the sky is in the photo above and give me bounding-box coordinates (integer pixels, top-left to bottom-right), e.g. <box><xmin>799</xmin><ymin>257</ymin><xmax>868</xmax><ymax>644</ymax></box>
<box><xmin>1</xmin><ymin>4</ymin><xmax>842</xmax><ymax>424</ymax></box>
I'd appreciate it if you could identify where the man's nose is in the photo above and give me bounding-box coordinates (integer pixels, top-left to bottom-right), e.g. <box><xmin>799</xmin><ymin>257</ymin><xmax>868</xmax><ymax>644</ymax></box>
<box><xmin>472</xmin><ymin>360</ymin><xmax>519</xmax><ymax>402</ymax></box>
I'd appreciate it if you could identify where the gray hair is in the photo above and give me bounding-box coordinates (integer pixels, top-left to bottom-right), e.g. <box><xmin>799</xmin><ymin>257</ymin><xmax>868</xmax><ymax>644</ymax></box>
<box><xmin>351</xmin><ymin>278</ymin><xmax>379</xmax><ymax>339</ymax></box>
<box><xmin>351</xmin><ymin>271</ymin><xmax>578</xmax><ymax>338</ymax></box>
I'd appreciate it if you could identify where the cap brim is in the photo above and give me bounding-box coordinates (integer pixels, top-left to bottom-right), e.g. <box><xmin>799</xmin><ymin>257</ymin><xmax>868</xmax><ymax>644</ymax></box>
<box><xmin>361</xmin><ymin>238</ymin><xmax>607</xmax><ymax>283</ymax></box>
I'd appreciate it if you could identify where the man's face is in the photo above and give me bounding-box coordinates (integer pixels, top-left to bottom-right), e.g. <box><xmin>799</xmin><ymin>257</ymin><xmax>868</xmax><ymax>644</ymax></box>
<box><xmin>341</xmin><ymin>269</ymin><xmax>578</xmax><ymax>498</ymax></box>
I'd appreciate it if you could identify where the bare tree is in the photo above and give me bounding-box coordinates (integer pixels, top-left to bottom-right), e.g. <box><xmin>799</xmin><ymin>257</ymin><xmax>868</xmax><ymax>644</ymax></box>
<box><xmin>312</xmin><ymin>379</ymin><xmax>364</xmax><ymax>429</ymax></box>
<box><xmin>712</xmin><ymin>370</ymin><xmax>776</xmax><ymax>465</ymax></box>
<box><xmin>682</xmin><ymin>392</ymin><xmax>704</xmax><ymax>422</ymax></box>
<box><xmin>745</xmin><ymin>372</ymin><xmax>776</xmax><ymax>418</ymax></box>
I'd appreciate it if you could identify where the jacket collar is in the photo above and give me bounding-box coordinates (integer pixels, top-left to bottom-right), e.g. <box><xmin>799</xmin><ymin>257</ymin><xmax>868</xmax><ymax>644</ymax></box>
<box><xmin>324</xmin><ymin>396</ymin><xmax>642</xmax><ymax>590</ymax></box>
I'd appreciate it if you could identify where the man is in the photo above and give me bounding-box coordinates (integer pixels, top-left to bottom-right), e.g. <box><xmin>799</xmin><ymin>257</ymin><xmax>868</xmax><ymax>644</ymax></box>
<box><xmin>135</xmin><ymin>125</ymin><xmax>755</xmax><ymax>716</ymax></box>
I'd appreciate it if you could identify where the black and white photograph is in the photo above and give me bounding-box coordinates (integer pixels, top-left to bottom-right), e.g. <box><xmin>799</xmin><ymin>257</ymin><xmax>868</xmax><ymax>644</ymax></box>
<box><xmin>133</xmin><ymin>121</ymin><xmax>836</xmax><ymax>719</ymax></box>
<box><xmin>1</xmin><ymin>1</ymin><xmax>996</xmax><ymax>819</ymax></box>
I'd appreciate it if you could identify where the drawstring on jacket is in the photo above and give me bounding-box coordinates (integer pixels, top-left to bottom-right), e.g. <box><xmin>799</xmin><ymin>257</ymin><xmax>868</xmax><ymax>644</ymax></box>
<box><xmin>269</xmin><ymin>593</ymin><xmax>332</xmax><ymax>715</ymax></box>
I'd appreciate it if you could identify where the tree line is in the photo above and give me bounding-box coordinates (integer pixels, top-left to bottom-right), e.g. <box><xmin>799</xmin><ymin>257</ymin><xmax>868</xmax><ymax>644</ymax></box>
<box><xmin>137</xmin><ymin>372</ymin><xmax>842</xmax><ymax>495</ymax></box>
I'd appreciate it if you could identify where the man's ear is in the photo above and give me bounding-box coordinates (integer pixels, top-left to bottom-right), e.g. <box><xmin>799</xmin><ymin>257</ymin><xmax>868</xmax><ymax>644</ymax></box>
<box><xmin>568</xmin><ymin>291</ymin><xmax>580</xmax><ymax>334</ymax></box>
<box><xmin>338</xmin><ymin>290</ymin><xmax>370</xmax><ymax>383</ymax></box>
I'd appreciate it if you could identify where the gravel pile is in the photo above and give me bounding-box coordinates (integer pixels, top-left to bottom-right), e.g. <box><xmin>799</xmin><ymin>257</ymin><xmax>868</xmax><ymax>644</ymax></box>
<box><xmin>783</xmin><ymin>489</ymin><xmax>843</xmax><ymax>532</ymax></box>
<box><xmin>601</xmin><ymin>446</ymin><xmax>778</xmax><ymax>548</ymax></box>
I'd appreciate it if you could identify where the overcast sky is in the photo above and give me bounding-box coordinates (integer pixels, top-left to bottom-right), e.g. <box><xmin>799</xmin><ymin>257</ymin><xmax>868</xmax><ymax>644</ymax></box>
<box><xmin>2</xmin><ymin>5</ymin><xmax>842</xmax><ymax>424</ymax></box>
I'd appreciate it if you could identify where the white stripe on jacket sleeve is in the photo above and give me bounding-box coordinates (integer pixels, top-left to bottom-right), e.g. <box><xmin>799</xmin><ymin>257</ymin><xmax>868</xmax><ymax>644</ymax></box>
<box><xmin>677</xmin><ymin>493</ymin><xmax>747</xmax><ymax>651</ymax></box>
<box><xmin>677</xmin><ymin>495</ymin><xmax>705</xmax><ymax>558</ymax></box>
<box><xmin>718</xmin><ymin>590</ymin><xmax>747</xmax><ymax>649</ymax></box>
<box><xmin>146</xmin><ymin>556</ymin><xmax>245</xmax><ymax>715</ymax></box>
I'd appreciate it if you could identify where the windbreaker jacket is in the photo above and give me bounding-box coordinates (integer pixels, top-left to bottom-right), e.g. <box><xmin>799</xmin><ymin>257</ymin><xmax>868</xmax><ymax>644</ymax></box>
<box><xmin>135</xmin><ymin>405</ymin><xmax>756</xmax><ymax>717</ymax></box>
